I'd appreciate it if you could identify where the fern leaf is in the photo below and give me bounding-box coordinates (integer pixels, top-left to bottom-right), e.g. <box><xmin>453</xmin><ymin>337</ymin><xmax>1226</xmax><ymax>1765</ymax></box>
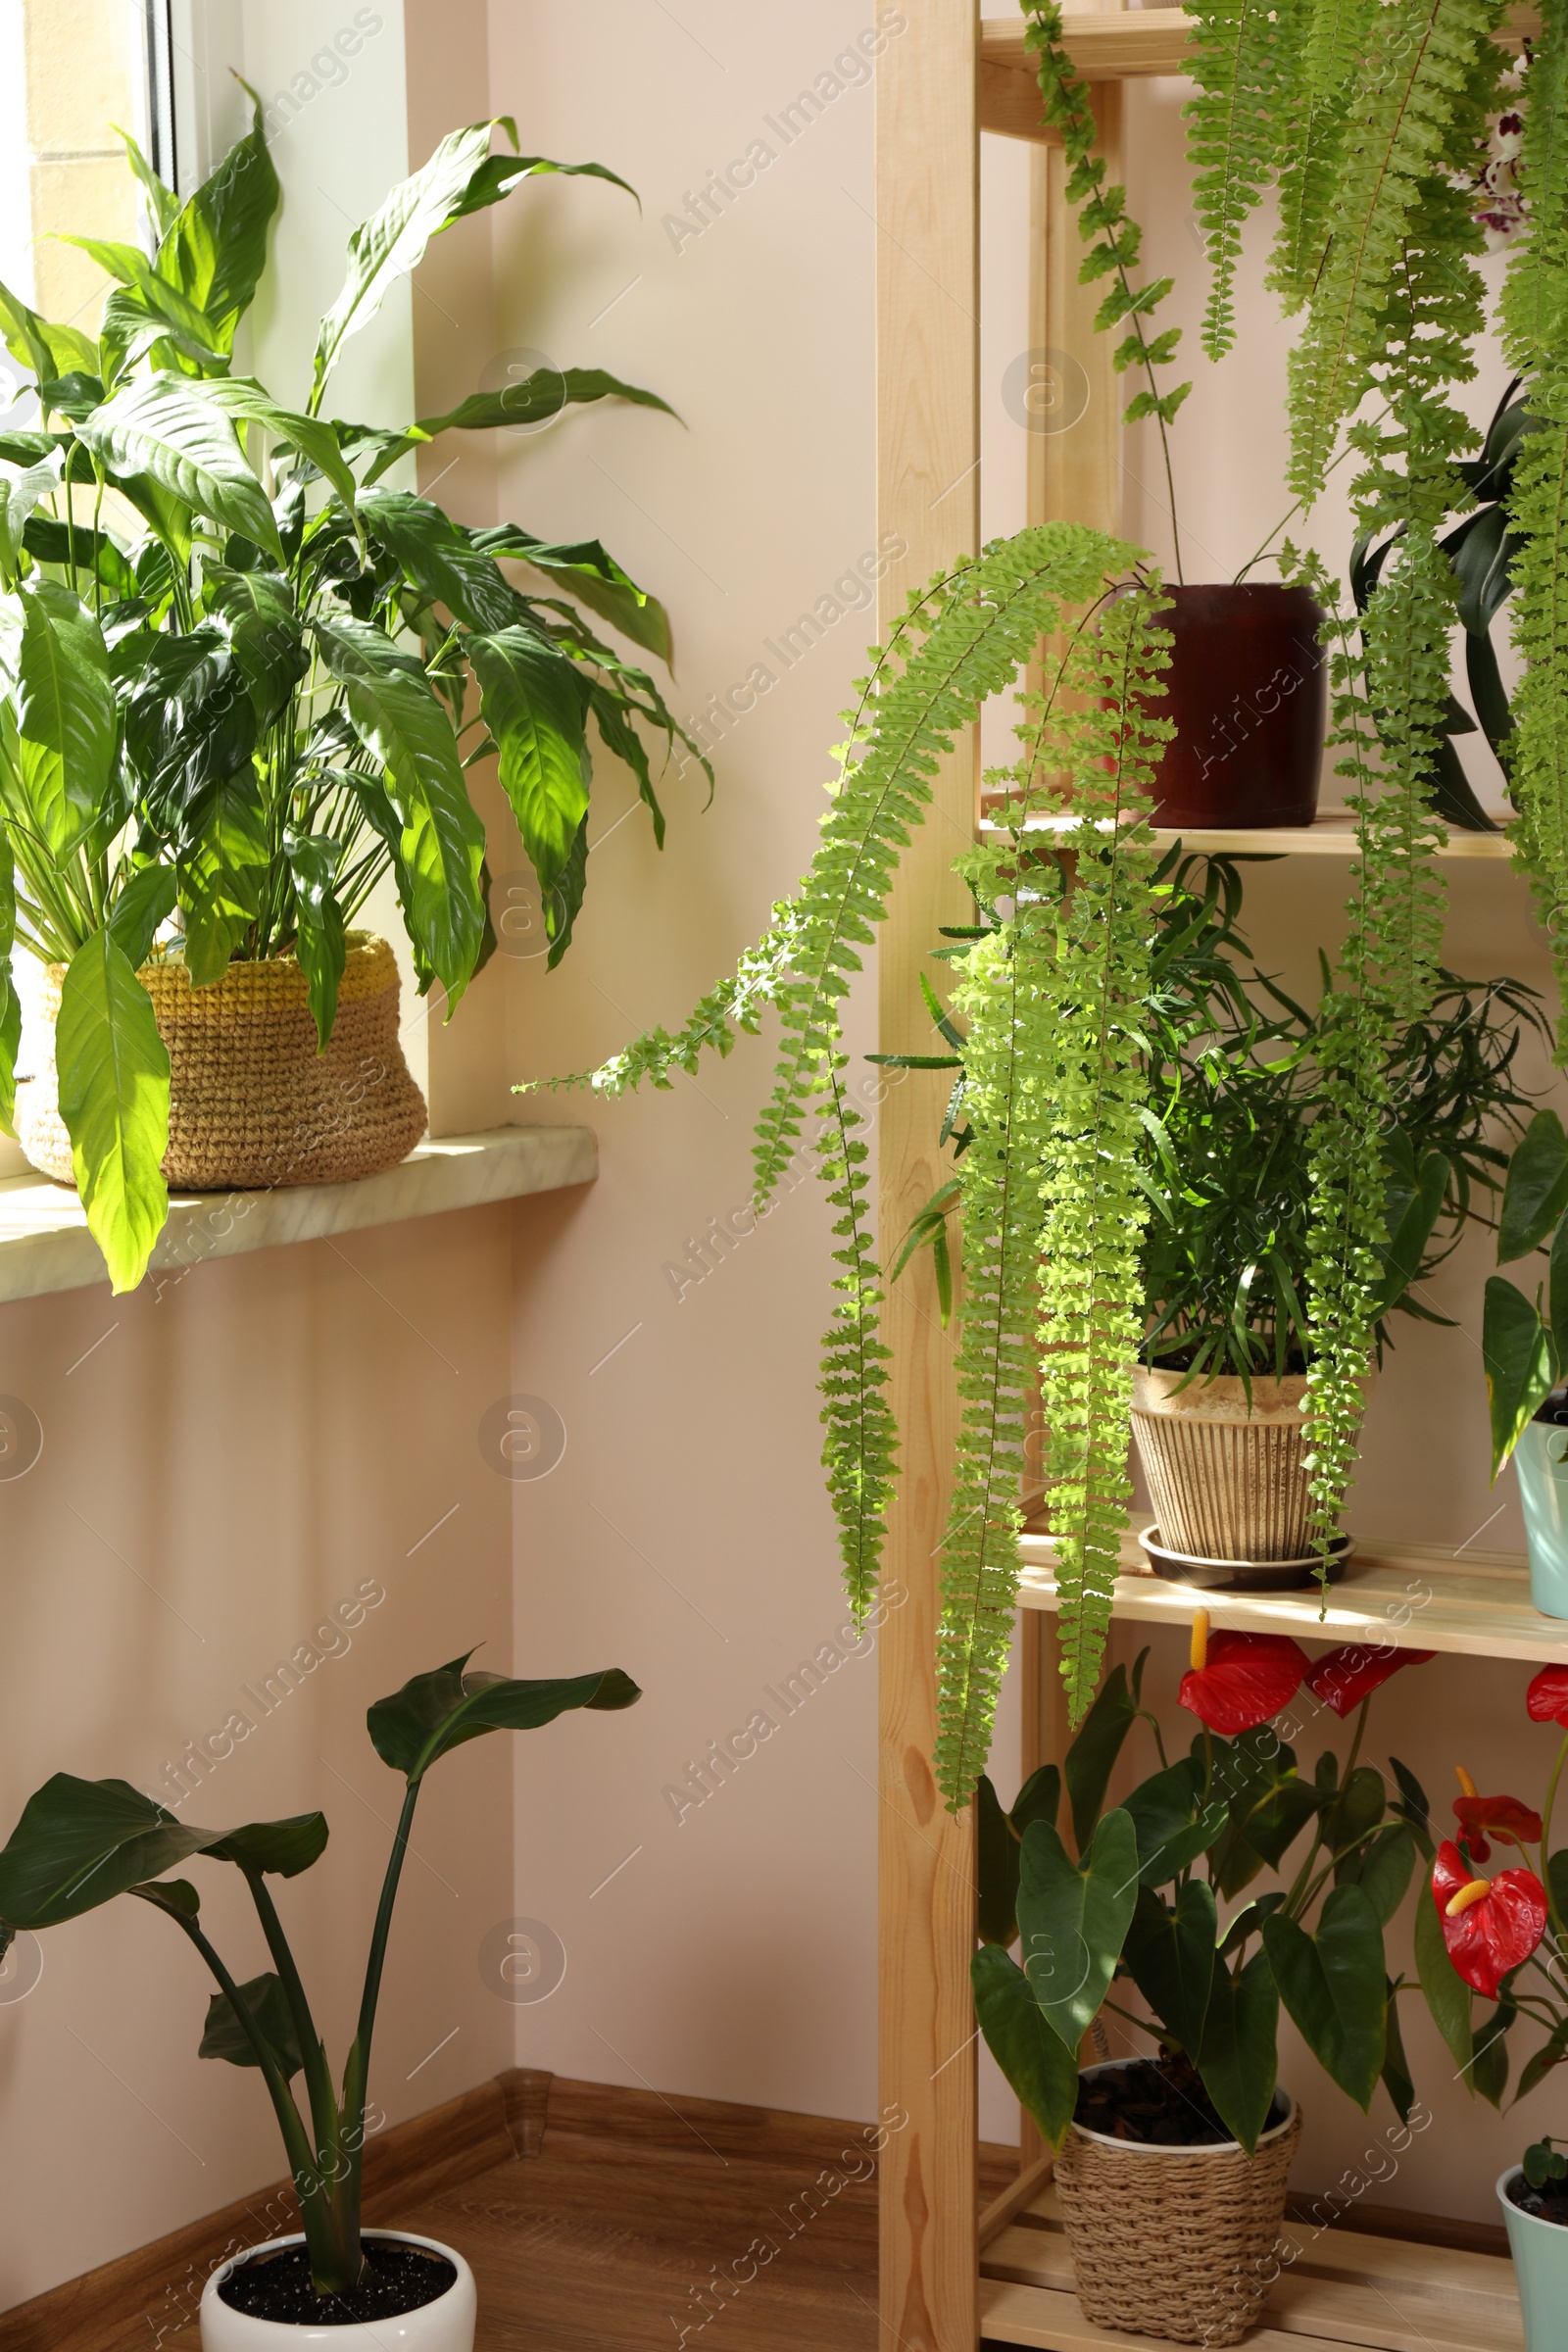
<box><xmin>1269</xmin><ymin>0</ymin><xmax>1377</xmax><ymax>309</ymax></box>
<box><xmin>1187</xmin><ymin>0</ymin><xmax>1304</xmax><ymax>358</ymax></box>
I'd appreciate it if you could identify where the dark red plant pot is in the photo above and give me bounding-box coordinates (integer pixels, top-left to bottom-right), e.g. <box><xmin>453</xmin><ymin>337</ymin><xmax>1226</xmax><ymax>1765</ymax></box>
<box><xmin>1149</xmin><ymin>583</ymin><xmax>1327</xmax><ymax>828</ymax></box>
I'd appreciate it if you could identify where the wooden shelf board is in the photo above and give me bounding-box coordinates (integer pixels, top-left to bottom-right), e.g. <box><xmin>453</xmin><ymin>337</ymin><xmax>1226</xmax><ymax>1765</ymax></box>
<box><xmin>978</xmin><ymin>808</ymin><xmax>1513</xmax><ymax>859</ymax></box>
<box><xmin>980</xmin><ymin>2181</ymin><xmax>1522</xmax><ymax>2351</ymax></box>
<box><xmin>1016</xmin><ymin>1526</ymin><xmax>1568</xmax><ymax>1664</ymax></box>
<box><xmin>0</xmin><ymin>1123</ymin><xmax>597</xmax><ymax>1302</ymax></box>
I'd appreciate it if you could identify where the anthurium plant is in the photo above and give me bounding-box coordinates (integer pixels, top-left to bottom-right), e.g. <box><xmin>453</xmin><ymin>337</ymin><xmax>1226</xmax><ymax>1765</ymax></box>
<box><xmin>1483</xmin><ymin>1110</ymin><xmax>1568</xmax><ymax>1471</ymax></box>
<box><xmin>1414</xmin><ymin>1666</ymin><xmax>1568</xmax><ymax>2187</ymax></box>
<box><xmin>0</xmin><ymin>1653</ymin><xmax>639</xmax><ymax>2293</ymax></box>
<box><xmin>973</xmin><ymin>1616</ymin><xmax>1436</xmax><ymax>2152</ymax></box>
<box><xmin>0</xmin><ymin>99</ymin><xmax>701</xmax><ymax>1292</ymax></box>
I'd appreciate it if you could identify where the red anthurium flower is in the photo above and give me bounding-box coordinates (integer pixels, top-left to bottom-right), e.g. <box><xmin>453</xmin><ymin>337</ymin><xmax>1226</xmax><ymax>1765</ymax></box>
<box><xmin>1451</xmin><ymin>1766</ymin><xmax>1543</xmax><ymax>1863</ymax></box>
<box><xmin>1304</xmin><ymin>1642</ymin><xmax>1436</xmax><ymax>1718</ymax></box>
<box><xmin>1528</xmin><ymin>1666</ymin><xmax>1568</xmax><ymax>1727</ymax></box>
<box><xmin>1433</xmin><ymin>1838</ymin><xmax>1547</xmax><ymax>2000</ymax></box>
<box><xmin>1179</xmin><ymin>1611</ymin><xmax>1308</xmax><ymax>1737</ymax></box>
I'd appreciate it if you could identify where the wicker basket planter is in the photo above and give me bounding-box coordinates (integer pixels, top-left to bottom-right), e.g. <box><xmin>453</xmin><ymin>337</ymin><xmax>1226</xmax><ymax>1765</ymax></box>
<box><xmin>1054</xmin><ymin>2065</ymin><xmax>1302</xmax><ymax>2345</ymax></box>
<box><xmin>17</xmin><ymin>933</ymin><xmax>427</xmax><ymax>1193</ymax></box>
<box><xmin>1131</xmin><ymin>1365</ymin><xmax>1320</xmax><ymax>1562</ymax></box>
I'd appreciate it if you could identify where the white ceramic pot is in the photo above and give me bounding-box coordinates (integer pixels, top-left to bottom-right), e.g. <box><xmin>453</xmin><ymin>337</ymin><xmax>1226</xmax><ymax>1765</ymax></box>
<box><xmin>199</xmin><ymin>2231</ymin><xmax>476</xmax><ymax>2351</ymax></box>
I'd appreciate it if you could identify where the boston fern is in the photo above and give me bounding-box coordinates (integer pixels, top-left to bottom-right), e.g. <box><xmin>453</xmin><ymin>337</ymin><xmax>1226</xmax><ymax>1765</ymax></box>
<box><xmin>0</xmin><ymin>101</ymin><xmax>699</xmax><ymax>1290</ymax></box>
<box><xmin>544</xmin><ymin>527</ymin><xmax>1170</xmax><ymax>1793</ymax></box>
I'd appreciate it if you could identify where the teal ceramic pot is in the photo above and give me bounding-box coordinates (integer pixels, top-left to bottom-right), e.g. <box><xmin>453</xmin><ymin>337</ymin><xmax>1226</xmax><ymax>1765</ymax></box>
<box><xmin>1514</xmin><ymin>1412</ymin><xmax>1568</xmax><ymax>1619</ymax></box>
<box><xmin>1499</xmin><ymin>2168</ymin><xmax>1568</xmax><ymax>2348</ymax></box>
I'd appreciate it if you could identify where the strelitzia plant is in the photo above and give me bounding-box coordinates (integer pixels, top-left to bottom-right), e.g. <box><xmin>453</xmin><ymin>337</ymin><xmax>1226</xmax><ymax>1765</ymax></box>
<box><xmin>0</xmin><ymin>97</ymin><xmax>701</xmax><ymax>1292</ymax></box>
<box><xmin>0</xmin><ymin>1653</ymin><xmax>639</xmax><ymax>2292</ymax></box>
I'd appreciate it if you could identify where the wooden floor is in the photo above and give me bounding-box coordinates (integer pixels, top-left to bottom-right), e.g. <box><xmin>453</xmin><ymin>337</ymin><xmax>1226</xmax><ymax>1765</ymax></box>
<box><xmin>396</xmin><ymin>2110</ymin><xmax>1015</xmax><ymax>2352</ymax></box>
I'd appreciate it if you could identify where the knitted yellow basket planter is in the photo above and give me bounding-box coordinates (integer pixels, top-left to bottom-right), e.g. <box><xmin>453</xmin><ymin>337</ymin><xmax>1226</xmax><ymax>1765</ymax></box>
<box><xmin>18</xmin><ymin>933</ymin><xmax>427</xmax><ymax>1193</ymax></box>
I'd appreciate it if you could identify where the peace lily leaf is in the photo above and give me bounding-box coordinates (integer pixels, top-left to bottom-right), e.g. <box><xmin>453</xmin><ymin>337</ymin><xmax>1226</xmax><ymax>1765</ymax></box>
<box><xmin>1484</xmin><ymin>1274</ymin><xmax>1555</xmax><ymax>1477</ymax></box>
<box><xmin>0</xmin><ymin>828</ymin><xmax>19</xmax><ymax>1134</ymax></box>
<box><xmin>1198</xmin><ymin>1948</ymin><xmax>1279</xmax><ymax>2154</ymax></box>
<box><xmin>0</xmin><ymin>451</ymin><xmax>63</xmax><ymax>586</ymax></box>
<box><xmin>106</xmin><ymin>863</ymin><xmax>176</xmax><ymax>971</ymax></box>
<box><xmin>117</xmin><ymin>124</ymin><xmax>180</xmax><ymax>242</ymax></box>
<box><xmin>359</xmin><ymin>491</ymin><xmax>519</xmax><ymax>629</ymax></box>
<box><xmin>360</xmin><ymin>368</ymin><xmax>680</xmax><ymax>489</ymax></box>
<box><xmin>473</xmin><ymin>525</ymin><xmax>674</xmax><ymax>665</ymax></box>
<box><xmin>14</xmin><ymin>581</ymin><xmax>116</xmax><ymax>858</ymax></box>
<box><xmin>76</xmin><ymin>374</ymin><xmax>282</xmax><ymax>561</ymax></box>
<box><xmin>155</xmin><ymin>86</ymin><xmax>280</xmax><ymax>349</ymax></box>
<box><xmin>201</xmin><ymin>565</ymin><xmax>308</xmax><ymax>727</ymax></box>
<box><xmin>466</xmin><ymin>625</ymin><xmax>592</xmax><ymax>901</ymax></box>
<box><xmin>22</xmin><ymin>516</ymin><xmax>137</xmax><ymax>604</ymax></box>
<box><xmin>58</xmin><ymin>236</ymin><xmax>226</xmax><ymax>362</ymax></box>
<box><xmin>285</xmin><ymin>829</ymin><xmax>347</xmax><ymax>1049</ymax></box>
<box><xmin>56</xmin><ymin>932</ymin><xmax>170</xmax><ymax>1294</ymax></box>
<box><xmin>314</xmin><ymin>619</ymin><xmax>485</xmax><ymax>1002</ymax></box>
<box><xmin>200</xmin><ymin>1971</ymin><xmax>304</xmax><ymax>2078</ymax></box>
<box><xmin>178</xmin><ymin>771</ymin><xmax>268</xmax><ymax>984</ymax></box>
<box><xmin>1263</xmin><ymin>1884</ymin><xmax>1387</xmax><ymax>2110</ymax></box>
<box><xmin>312</xmin><ymin>123</ymin><xmax>631</xmax><ymax>412</ymax></box>
<box><xmin>1413</xmin><ymin>1872</ymin><xmax>1472</xmax><ymax>2074</ymax></box>
<box><xmin>1122</xmin><ymin>1879</ymin><xmax>1215</xmax><ymax>2054</ymax></box>
<box><xmin>1499</xmin><ymin>1112</ymin><xmax>1568</xmax><ymax>1263</ymax></box>
<box><xmin>1016</xmin><ymin>1809</ymin><xmax>1140</xmax><ymax>2052</ymax></box>
<box><xmin>367</xmin><ymin>1655</ymin><xmax>641</xmax><ymax>1783</ymax></box>
<box><xmin>198</xmin><ymin>379</ymin><xmax>360</xmax><ymax>514</ymax></box>
<box><xmin>0</xmin><ymin>1776</ymin><xmax>214</xmax><ymax>1927</ymax></box>
<box><xmin>971</xmin><ymin>1943</ymin><xmax>1081</xmax><ymax>2148</ymax></box>
<box><xmin>0</xmin><ymin>276</ymin><xmax>98</xmax><ymax>386</ymax></box>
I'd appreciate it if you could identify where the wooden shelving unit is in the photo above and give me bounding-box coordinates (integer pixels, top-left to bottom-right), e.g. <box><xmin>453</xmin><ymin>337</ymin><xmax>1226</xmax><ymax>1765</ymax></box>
<box><xmin>875</xmin><ymin>12</ymin><xmax>1557</xmax><ymax>2352</ymax></box>
<box><xmin>979</xmin><ymin>807</ymin><xmax>1514</xmax><ymax>858</ymax></box>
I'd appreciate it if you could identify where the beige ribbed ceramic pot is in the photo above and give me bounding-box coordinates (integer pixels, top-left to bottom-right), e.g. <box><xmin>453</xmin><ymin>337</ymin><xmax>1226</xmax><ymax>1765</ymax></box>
<box><xmin>1131</xmin><ymin>1366</ymin><xmax>1321</xmax><ymax>1561</ymax></box>
<box><xmin>18</xmin><ymin>933</ymin><xmax>427</xmax><ymax>1193</ymax></box>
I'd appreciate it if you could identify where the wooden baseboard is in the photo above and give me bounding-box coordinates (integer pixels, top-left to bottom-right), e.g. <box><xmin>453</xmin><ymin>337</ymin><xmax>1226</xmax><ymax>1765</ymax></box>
<box><xmin>0</xmin><ymin>2067</ymin><xmax>553</xmax><ymax>2352</ymax></box>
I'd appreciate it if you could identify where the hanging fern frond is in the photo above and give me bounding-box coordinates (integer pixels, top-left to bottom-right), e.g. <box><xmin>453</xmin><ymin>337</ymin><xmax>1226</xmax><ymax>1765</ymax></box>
<box><xmin>1269</xmin><ymin>0</ymin><xmax>1378</xmax><ymax>310</ymax></box>
<box><xmin>1286</xmin><ymin>0</ymin><xmax>1505</xmax><ymax>503</ymax></box>
<box><xmin>1187</xmin><ymin>0</ymin><xmax>1306</xmax><ymax>358</ymax></box>
<box><xmin>535</xmin><ymin>525</ymin><xmax>1148</xmax><ymax>1634</ymax></box>
<box><xmin>1503</xmin><ymin>0</ymin><xmax>1568</xmax><ymax>1054</ymax></box>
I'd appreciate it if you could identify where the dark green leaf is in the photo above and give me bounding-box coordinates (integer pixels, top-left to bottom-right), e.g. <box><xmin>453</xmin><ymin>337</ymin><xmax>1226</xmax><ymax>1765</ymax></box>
<box><xmin>129</xmin><ymin>1876</ymin><xmax>200</xmax><ymax>1921</ymax></box>
<box><xmin>1344</xmin><ymin>1824</ymin><xmax>1416</xmax><ymax>1926</ymax></box>
<box><xmin>21</xmin><ymin>515</ymin><xmax>138</xmax><ymax>602</ymax></box>
<box><xmin>1198</xmin><ymin>1949</ymin><xmax>1279</xmax><ymax>2154</ymax></box>
<box><xmin>1381</xmin><ymin>1981</ymin><xmax>1415</xmax><ymax>2126</ymax></box>
<box><xmin>1015</xmin><ymin>1810</ymin><xmax>1140</xmax><ymax>2052</ymax></box>
<box><xmin>0</xmin><ymin>1776</ymin><xmax>211</xmax><ymax>1928</ymax></box>
<box><xmin>1063</xmin><ymin>1663</ymin><xmax>1137</xmax><ymax>1850</ymax></box>
<box><xmin>367</xmin><ymin>1654</ymin><xmax>641</xmax><ymax>1783</ymax></box>
<box><xmin>1516</xmin><ymin>2022</ymin><xmax>1568</xmax><ymax>2102</ymax></box>
<box><xmin>106</xmin><ymin>864</ymin><xmax>176</xmax><ymax>970</ymax></box>
<box><xmin>11</xmin><ymin>581</ymin><xmax>116</xmax><ymax>858</ymax></box>
<box><xmin>1499</xmin><ymin>1113</ymin><xmax>1568</xmax><ymax>1262</ymax></box>
<box><xmin>207</xmin><ymin>1813</ymin><xmax>328</xmax><ymax>1878</ymax></box>
<box><xmin>1121</xmin><ymin>1760</ymin><xmax>1226</xmax><ymax>1886</ymax></box>
<box><xmin>972</xmin><ymin>1943</ymin><xmax>1081</xmax><ymax>2148</ymax></box>
<box><xmin>415</xmin><ymin>368</ymin><xmax>677</xmax><ymax>441</ymax></box>
<box><xmin>1413</xmin><ymin>1878</ymin><xmax>1472</xmax><ymax>2075</ymax></box>
<box><xmin>1217</xmin><ymin>1890</ymin><xmax>1287</xmax><ymax>1956</ymax></box>
<box><xmin>200</xmin><ymin>1972</ymin><xmax>304</xmax><ymax>2078</ymax></box>
<box><xmin>178</xmin><ymin>770</ymin><xmax>267</xmax><ymax>984</ymax></box>
<box><xmin>1011</xmin><ymin>1763</ymin><xmax>1061</xmax><ymax>1839</ymax></box>
<box><xmin>1122</xmin><ymin>1879</ymin><xmax>1215</xmax><ymax>2054</ymax></box>
<box><xmin>1263</xmin><ymin>1885</ymin><xmax>1386</xmax><ymax>2110</ymax></box>
<box><xmin>977</xmin><ymin>1776</ymin><xmax>1021</xmax><ymax>1947</ymax></box>
<box><xmin>1374</xmin><ymin>1144</ymin><xmax>1448</xmax><ymax>1314</ymax></box>
<box><xmin>1484</xmin><ymin>1275</ymin><xmax>1555</xmax><ymax>1477</ymax></box>
<box><xmin>285</xmin><ymin>830</ymin><xmax>347</xmax><ymax>1050</ymax></box>
<box><xmin>1473</xmin><ymin>1996</ymin><xmax>1515</xmax><ymax>2108</ymax></box>
<box><xmin>475</xmin><ymin>525</ymin><xmax>674</xmax><ymax>664</ymax></box>
<box><xmin>1390</xmin><ymin>1757</ymin><xmax>1433</xmax><ymax>1858</ymax></box>
<box><xmin>359</xmin><ymin>491</ymin><xmax>519</xmax><ymax>629</ymax></box>
<box><xmin>1322</xmin><ymin>1765</ymin><xmax>1387</xmax><ymax>1859</ymax></box>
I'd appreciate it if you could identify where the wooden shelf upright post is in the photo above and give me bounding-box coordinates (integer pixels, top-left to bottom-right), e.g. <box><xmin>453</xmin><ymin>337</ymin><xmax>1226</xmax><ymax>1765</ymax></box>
<box><xmin>875</xmin><ymin>9</ymin><xmax>983</xmax><ymax>2352</ymax></box>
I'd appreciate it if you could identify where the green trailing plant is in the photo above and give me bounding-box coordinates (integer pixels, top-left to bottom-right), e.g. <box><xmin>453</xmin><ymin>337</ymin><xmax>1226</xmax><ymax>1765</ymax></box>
<box><xmin>974</xmin><ymin>1632</ymin><xmax>1436</xmax><ymax>2155</ymax></box>
<box><xmin>888</xmin><ymin>855</ymin><xmax>1542</xmax><ymax>1387</ymax></box>
<box><xmin>1022</xmin><ymin>2</ymin><xmax>1192</xmax><ymax>577</ymax></box>
<box><xmin>0</xmin><ymin>104</ymin><xmax>702</xmax><ymax>1291</ymax></box>
<box><xmin>0</xmin><ymin>1653</ymin><xmax>639</xmax><ymax>2293</ymax></box>
<box><xmin>1187</xmin><ymin>0</ymin><xmax>1307</xmax><ymax>361</ymax></box>
<box><xmin>1501</xmin><ymin>0</ymin><xmax>1568</xmax><ymax>1052</ymax></box>
<box><xmin>539</xmin><ymin>525</ymin><xmax>1172</xmax><ymax>1789</ymax></box>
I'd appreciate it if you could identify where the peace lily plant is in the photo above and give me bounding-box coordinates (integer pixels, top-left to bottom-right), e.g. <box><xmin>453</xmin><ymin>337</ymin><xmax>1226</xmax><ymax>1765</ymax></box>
<box><xmin>0</xmin><ymin>98</ymin><xmax>699</xmax><ymax>1292</ymax></box>
<box><xmin>0</xmin><ymin>1654</ymin><xmax>639</xmax><ymax>2298</ymax></box>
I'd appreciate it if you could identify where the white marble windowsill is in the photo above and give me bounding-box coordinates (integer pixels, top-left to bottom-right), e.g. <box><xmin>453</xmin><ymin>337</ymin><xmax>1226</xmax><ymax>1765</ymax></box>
<box><xmin>0</xmin><ymin>1125</ymin><xmax>597</xmax><ymax>1303</ymax></box>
